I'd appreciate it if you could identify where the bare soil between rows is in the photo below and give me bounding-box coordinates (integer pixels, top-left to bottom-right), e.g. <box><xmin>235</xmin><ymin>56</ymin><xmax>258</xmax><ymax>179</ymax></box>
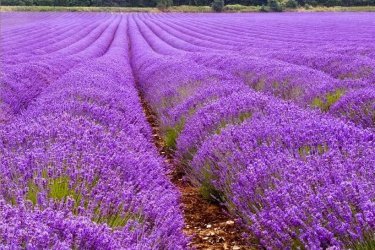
<box><xmin>139</xmin><ymin>95</ymin><xmax>253</xmax><ymax>250</ymax></box>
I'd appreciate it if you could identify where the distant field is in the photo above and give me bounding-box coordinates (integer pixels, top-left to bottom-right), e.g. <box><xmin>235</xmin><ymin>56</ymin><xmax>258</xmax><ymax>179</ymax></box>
<box><xmin>0</xmin><ymin>5</ymin><xmax>158</xmax><ymax>12</ymax></box>
<box><xmin>1</xmin><ymin>5</ymin><xmax>375</xmax><ymax>12</ymax></box>
<box><xmin>1</xmin><ymin>11</ymin><xmax>374</xmax><ymax>249</ymax></box>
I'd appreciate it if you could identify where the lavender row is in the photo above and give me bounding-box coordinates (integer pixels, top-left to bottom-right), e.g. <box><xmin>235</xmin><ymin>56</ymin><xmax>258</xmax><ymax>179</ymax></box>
<box><xmin>190</xmin><ymin>106</ymin><xmax>374</xmax><ymax>249</ymax></box>
<box><xmin>140</xmin><ymin>13</ymin><xmax>375</xmax><ymax>62</ymax></box>
<box><xmin>135</xmin><ymin>14</ymin><xmax>374</xmax><ymax>129</ymax></box>
<box><xmin>129</xmin><ymin>14</ymin><xmax>375</xmax><ymax>249</ymax></box>
<box><xmin>190</xmin><ymin>52</ymin><xmax>375</xmax><ymax>129</ymax></box>
<box><xmin>1</xmin><ymin>15</ymin><xmax>187</xmax><ymax>248</ymax></box>
<box><xmin>1</xmin><ymin>14</ymin><xmax>116</xmax><ymax>64</ymax></box>
<box><xmin>1</xmin><ymin>15</ymin><xmax>121</xmax><ymax>122</ymax></box>
<box><xmin>136</xmin><ymin>13</ymin><xmax>375</xmax><ymax>83</ymax></box>
<box><xmin>149</xmin><ymin>13</ymin><xmax>375</xmax><ymax>58</ymax></box>
<box><xmin>143</xmin><ymin>14</ymin><xmax>375</xmax><ymax>90</ymax></box>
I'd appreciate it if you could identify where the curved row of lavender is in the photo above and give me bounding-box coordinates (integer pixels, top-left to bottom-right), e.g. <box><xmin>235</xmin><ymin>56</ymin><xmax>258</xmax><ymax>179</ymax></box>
<box><xmin>135</xmin><ymin>13</ymin><xmax>375</xmax><ymax>130</ymax></box>
<box><xmin>1</xmin><ymin>13</ymin><xmax>121</xmax><ymax>122</ymax></box>
<box><xmin>0</xmin><ymin>14</ymin><xmax>187</xmax><ymax>249</ymax></box>
<box><xmin>129</xmin><ymin>13</ymin><xmax>375</xmax><ymax>249</ymax></box>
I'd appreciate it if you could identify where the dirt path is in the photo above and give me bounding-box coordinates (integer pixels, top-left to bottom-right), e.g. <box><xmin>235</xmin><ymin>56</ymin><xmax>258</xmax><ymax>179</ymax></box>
<box><xmin>139</xmin><ymin>96</ymin><xmax>252</xmax><ymax>250</ymax></box>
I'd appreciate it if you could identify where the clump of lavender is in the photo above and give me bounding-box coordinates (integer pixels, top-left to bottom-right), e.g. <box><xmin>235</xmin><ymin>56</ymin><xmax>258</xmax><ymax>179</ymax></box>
<box><xmin>128</xmin><ymin>12</ymin><xmax>375</xmax><ymax>248</ymax></box>
<box><xmin>1</xmin><ymin>15</ymin><xmax>187</xmax><ymax>249</ymax></box>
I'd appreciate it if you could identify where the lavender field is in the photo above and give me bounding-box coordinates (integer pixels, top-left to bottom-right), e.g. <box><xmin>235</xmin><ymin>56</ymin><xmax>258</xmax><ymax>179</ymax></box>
<box><xmin>0</xmin><ymin>12</ymin><xmax>374</xmax><ymax>249</ymax></box>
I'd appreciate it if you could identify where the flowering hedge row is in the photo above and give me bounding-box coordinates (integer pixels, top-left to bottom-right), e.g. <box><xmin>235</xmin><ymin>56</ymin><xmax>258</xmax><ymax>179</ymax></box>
<box><xmin>129</xmin><ymin>13</ymin><xmax>375</xmax><ymax>249</ymax></box>
<box><xmin>1</xmin><ymin>14</ymin><xmax>187</xmax><ymax>249</ymax></box>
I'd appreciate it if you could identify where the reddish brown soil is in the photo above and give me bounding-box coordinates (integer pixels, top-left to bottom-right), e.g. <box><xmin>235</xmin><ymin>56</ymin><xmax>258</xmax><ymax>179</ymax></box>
<box><xmin>175</xmin><ymin>178</ymin><xmax>251</xmax><ymax>250</ymax></box>
<box><xmin>140</xmin><ymin>96</ymin><xmax>254</xmax><ymax>250</ymax></box>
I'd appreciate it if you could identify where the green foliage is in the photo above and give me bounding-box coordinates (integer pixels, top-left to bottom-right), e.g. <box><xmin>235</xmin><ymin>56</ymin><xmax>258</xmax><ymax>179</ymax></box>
<box><xmin>199</xmin><ymin>164</ymin><xmax>224</xmax><ymax>203</ymax></box>
<box><xmin>268</xmin><ymin>0</ymin><xmax>283</xmax><ymax>11</ymax></box>
<box><xmin>223</xmin><ymin>3</ymin><xmax>246</xmax><ymax>11</ymax></box>
<box><xmin>22</xmin><ymin>0</ymin><xmax>34</xmax><ymax>5</ymax></box>
<box><xmin>26</xmin><ymin>181</ymin><xmax>39</xmax><ymax>205</ymax></box>
<box><xmin>94</xmin><ymin>205</ymin><xmax>144</xmax><ymax>228</ymax></box>
<box><xmin>156</xmin><ymin>0</ymin><xmax>173</xmax><ymax>10</ymax></box>
<box><xmin>23</xmin><ymin>173</ymin><xmax>140</xmax><ymax>229</ymax></box>
<box><xmin>259</xmin><ymin>4</ymin><xmax>268</xmax><ymax>11</ymax></box>
<box><xmin>326</xmin><ymin>0</ymin><xmax>341</xmax><ymax>6</ymax></box>
<box><xmin>1</xmin><ymin>0</ymin><xmax>24</xmax><ymax>5</ymax></box>
<box><xmin>312</xmin><ymin>89</ymin><xmax>345</xmax><ymax>112</ymax></box>
<box><xmin>214</xmin><ymin>112</ymin><xmax>252</xmax><ymax>135</ymax></box>
<box><xmin>349</xmin><ymin>232</ymin><xmax>375</xmax><ymax>250</ymax></box>
<box><xmin>49</xmin><ymin>176</ymin><xmax>72</xmax><ymax>201</ymax></box>
<box><xmin>163</xmin><ymin>118</ymin><xmax>185</xmax><ymax>149</ymax></box>
<box><xmin>168</xmin><ymin>5</ymin><xmax>213</xmax><ymax>12</ymax></box>
<box><xmin>25</xmin><ymin>173</ymin><xmax>94</xmax><ymax>206</ymax></box>
<box><xmin>285</xmin><ymin>0</ymin><xmax>298</xmax><ymax>8</ymax></box>
<box><xmin>34</xmin><ymin>0</ymin><xmax>54</xmax><ymax>6</ymax></box>
<box><xmin>298</xmin><ymin>144</ymin><xmax>328</xmax><ymax>158</ymax></box>
<box><xmin>199</xmin><ymin>181</ymin><xmax>223</xmax><ymax>202</ymax></box>
<box><xmin>211</xmin><ymin>0</ymin><xmax>224</xmax><ymax>12</ymax></box>
<box><xmin>254</xmin><ymin>79</ymin><xmax>266</xmax><ymax>91</ymax></box>
<box><xmin>305</xmin><ymin>0</ymin><xmax>318</xmax><ymax>6</ymax></box>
